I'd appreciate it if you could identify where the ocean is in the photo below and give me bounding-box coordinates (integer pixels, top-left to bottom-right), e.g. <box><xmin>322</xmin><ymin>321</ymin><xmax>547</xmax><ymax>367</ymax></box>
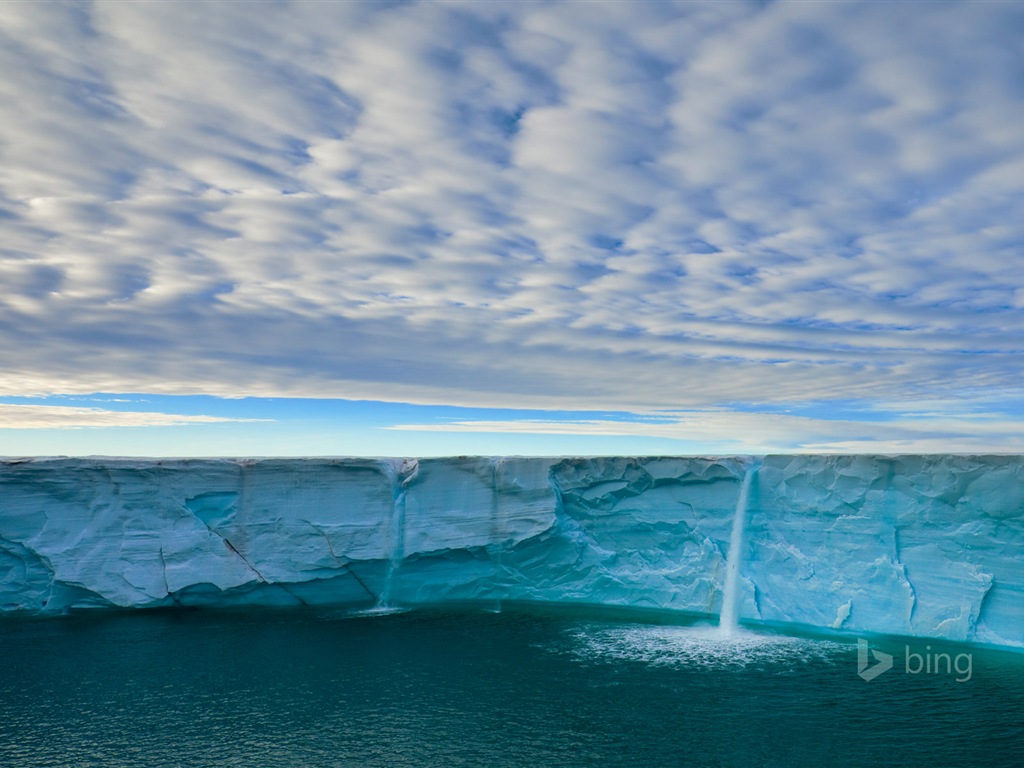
<box><xmin>2</xmin><ymin>605</ymin><xmax>1022</xmax><ymax>767</ymax></box>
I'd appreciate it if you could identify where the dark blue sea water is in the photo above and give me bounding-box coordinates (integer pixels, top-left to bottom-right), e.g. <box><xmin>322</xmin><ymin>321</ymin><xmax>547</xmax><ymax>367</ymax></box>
<box><xmin>1</xmin><ymin>606</ymin><xmax>1022</xmax><ymax>767</ymax></box>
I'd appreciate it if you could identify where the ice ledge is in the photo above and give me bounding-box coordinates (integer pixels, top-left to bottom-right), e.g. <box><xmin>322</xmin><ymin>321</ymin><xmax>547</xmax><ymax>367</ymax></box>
<box><xmin>1</xmin><ymin>455</ymin><xmax>1022</xmax><ymax>649</ymax></box>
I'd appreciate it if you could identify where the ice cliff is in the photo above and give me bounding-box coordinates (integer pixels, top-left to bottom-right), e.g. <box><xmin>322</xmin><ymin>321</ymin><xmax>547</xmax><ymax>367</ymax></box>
<box><xmin>1</xmin><ymin>456</ymin><xmax>1021</xmax><ymax>648</ymax></box>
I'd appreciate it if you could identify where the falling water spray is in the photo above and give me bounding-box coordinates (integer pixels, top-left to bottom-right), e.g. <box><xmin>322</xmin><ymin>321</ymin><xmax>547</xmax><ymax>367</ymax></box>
<box><xmin>719</xmin><ymin>463</ymin><xmax>758</xmax><ymax>635</ymax></box>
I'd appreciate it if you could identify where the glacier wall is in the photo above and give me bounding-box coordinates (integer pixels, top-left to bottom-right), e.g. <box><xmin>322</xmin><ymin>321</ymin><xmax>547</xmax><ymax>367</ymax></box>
<box><xmin>1</xmin><ymin>455</ymin><xmax>1021</xmax><ymax>648</ymax></box>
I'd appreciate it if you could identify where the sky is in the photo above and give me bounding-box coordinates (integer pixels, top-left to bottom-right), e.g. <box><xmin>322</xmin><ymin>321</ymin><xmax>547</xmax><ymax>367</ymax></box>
<box><xmin>1</xmin><ymin>0</ymin><xmax>1023</xmax><ymax>457</ymax></box>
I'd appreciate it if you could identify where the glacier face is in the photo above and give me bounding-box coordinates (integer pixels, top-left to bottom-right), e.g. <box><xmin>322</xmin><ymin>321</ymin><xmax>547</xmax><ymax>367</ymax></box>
<box><xmin>0</xmin><ymin>455</ymin><xmax>1021</xmax><ymax>648</ymax></box>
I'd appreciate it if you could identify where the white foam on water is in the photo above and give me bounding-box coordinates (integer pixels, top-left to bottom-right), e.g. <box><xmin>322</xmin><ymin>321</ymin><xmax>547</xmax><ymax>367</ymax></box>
<box><xmin>564</xmin><ymin>624</ymin><xmax>848</xmax><ymax>670</ymax></box>
<box><xmin>319</xmin><ymin>605</ymin><xmax>411</xmax><ymax>620</ymax></box>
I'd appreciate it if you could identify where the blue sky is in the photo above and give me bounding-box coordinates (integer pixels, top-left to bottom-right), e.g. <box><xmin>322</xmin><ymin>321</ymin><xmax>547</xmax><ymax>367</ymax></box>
<box><xmin>1</xmin><ymin>1</ymin><xmax>1023</xmax><ymax>456</ymax></box>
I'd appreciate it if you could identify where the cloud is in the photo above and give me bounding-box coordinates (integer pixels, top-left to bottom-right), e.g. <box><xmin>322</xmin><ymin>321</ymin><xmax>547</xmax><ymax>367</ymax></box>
<box><xmin>0</xmin><ymin>0</ymin><xmax>1022</xmax><ymax>422</ymax></box>
<box><xmin>0</xmin><ymin>404</ymin><xmax>268</xmax><ymax>429</ymax></box>
<box><xmin>387</xmin><ymin>406</ymin><xmax>1024</xmax><ymax>454</ymax></box>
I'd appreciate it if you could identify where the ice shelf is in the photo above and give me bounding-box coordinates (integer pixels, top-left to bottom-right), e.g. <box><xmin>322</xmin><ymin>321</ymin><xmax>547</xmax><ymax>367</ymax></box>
<box><xmin>1</xmin><ymin>455</ymin><xmax>1021</xmax><ymax>648</ymax></box>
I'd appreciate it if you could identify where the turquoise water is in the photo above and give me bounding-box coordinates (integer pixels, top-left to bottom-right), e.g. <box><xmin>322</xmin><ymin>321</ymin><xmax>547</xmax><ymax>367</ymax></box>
<box><xmin>1</xmin><ymin>606</ymin><xmax>1022</xmax><ymax>767</ymax></box>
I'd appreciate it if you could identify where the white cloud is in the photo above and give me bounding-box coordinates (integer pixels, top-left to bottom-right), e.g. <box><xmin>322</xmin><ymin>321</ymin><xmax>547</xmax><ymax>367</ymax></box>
<box><xmin>0</xmin><ymin>0</ymin><xmax>1021</xmax><ymax>429</ymax></box>
<box><xmin>387</xmin><ymin>408</ymin><xmax>1024</xmax><ymax>455</ymax></box>
<box><xmin>0</xmin><ymin>404</ymin><xmax>267</xmax><ymax>429</ymax></box>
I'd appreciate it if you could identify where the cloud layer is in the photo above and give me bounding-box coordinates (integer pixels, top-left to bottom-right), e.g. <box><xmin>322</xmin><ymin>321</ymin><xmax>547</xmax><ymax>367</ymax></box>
<box><xmin>2</xmin><ymin>1</ymin><xmax>1023</xmax><ymax>418</ymax></box>
<box><xmin>389</xmin><ymin>409</ymin><xmax>1024</xmax><ymax>454</ymax></box>
<box><xmin>0</xmin><ymin>403</ymin><xmax>260</xmax><ymax>429</ymax></box>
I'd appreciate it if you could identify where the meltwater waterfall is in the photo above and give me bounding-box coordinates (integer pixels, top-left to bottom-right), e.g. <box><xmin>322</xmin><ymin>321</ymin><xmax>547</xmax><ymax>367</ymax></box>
<box><xmin>719</xmin><ymin>465</ymin><xmax>757</xmax><ymax>635</ymax></box>
<box><xmin>376</xmin><ymin>460</ymin><xmax>415</xmax><ymax>611</ymax></box>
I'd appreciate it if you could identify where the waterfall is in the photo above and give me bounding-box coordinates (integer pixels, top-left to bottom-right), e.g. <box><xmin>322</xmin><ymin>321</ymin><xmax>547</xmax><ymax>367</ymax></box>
<box><xmin>489</xmin><ymin>459</ymin><xmax>504</xmax><ymax>613</ymax></box>
<box><xmin>719</xmin><ymin>465</ymin><xmax>757</xmax><ymax>635</ymax></box>
<box><xmin>377</xmin><ymin>459</ymin><xmax>416</xmax><ymax>611</ymax></box>
<box><xmin>377</xmin><ymin>501</ymin><xmax>404</xmax><ymax>609</ymax></box>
